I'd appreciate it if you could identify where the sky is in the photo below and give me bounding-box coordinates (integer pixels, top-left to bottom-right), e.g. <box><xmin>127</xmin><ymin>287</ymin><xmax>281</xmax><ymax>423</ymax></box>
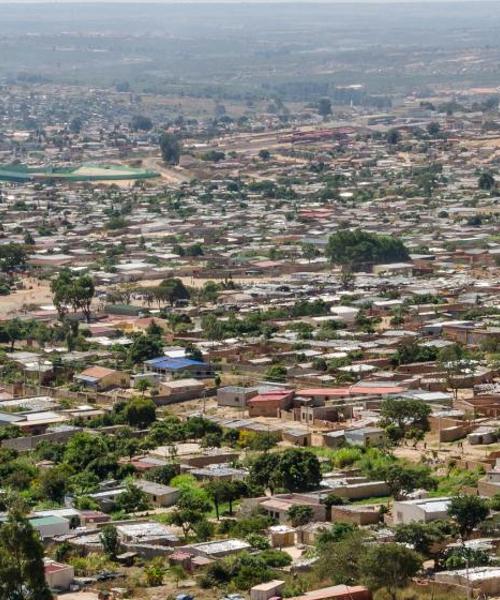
<box><xmin>0</xmin><ymin>0</ymin><xmax>496</xmax><ymax>3</ymax></box>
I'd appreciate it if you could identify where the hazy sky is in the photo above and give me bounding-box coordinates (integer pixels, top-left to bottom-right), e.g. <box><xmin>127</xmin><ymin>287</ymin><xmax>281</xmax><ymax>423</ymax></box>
<box><xmin>0</xmin><ymin>0</ymin><xmax>496</xmax><ymax>3</ymax></box>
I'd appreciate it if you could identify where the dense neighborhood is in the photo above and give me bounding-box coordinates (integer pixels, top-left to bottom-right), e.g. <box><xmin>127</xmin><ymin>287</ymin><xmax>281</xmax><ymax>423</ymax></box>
<box><xmin>0</xmin><ymin>3</ymin><xmax>500</xmax><ymax>600</ymax></box>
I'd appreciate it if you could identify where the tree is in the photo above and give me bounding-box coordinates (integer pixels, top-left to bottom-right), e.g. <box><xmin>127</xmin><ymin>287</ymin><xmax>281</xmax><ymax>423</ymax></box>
<box><xmin>131</xmin><ymin>115</ymin><xmax>153</xmax><ymax>132</ymax></box>
<box><xmin>249</xmin><ymin>449</ymin><xmax>321</xmax><ymax>494</ymax></box>
<box><xmin>325</xmin><ymin>229</ymin><xmax>409</xmax><ymax>271</ymax></box>
<box><xmin>1</xmin><ymin>318</ymin><xmax>25</xmax><ymax>352</ymax></box>
<box><xmin>258</xmin><ymin>149</ymin><xmax>271</xmax><ymax>161</ymax></box>
<box><xmin>316</xmin><ymin>528</ymin><xmax>366</xmax><ymax>585</ymax></box>
<box><xmin>100</xmin><ymin>524</ymin><xmax>119</xmax><ymax>558</ymax></box>
<box><xmin>69</xmin><ymin>116</ymin><xmax>83</xmax><ymax>134</ymax></box>
<box><xmin>0</xmin><ymin>507</ymin><xmax>52</xmax><ymax>600</ymax></box>
<box><xmin>379</xmin><ymin>398</ymin><xmax>431</xmax><ymax>445</ymax></box>
<box><xmin>287</xmin><ymin>505</ymin><xmax>314</xmax><ymax>527</ymax></box>
<box><xmin>160</xmin><ymin>132</ymin><xmax>182</xmax><ymax>165</ymax></box>
<box><xmin>277</xmin><ymin>448</ymin><xmax>321</xmax><ymax>492</ymax></box>
<box><xmin>157</xmin><ymin>278</ymin><xmax>190</xmax><ymax>307</ymax></box>
<box><xmin>359</xmin><ymin>543</ymin><xmax>422</xmax><ymax>600</ymax></box>
<box><xmin>386</xmin><ymin>128</ymin><xmax>401</xmax><ymax>145</ymax></box>
<box><xmin>124</xmin><ymin>397</ymin><xmax>156</xmax><ymax>429</ymax></box>
<box><xmin>168</xmin><ymin>485</ymin><xmax>211</xmax><ymax>539</ymax></box>
<box><xmin>302</xmin><ymin>242</ymin><xmax>320</xmax><ymax>262</ymax></box>
<box><xmin>380</xmin><ymin>463</ymin><xmax>435</xmax><ymax>500</ymax></box>
<box><xmin>39</xmin><ymin>465</ymin><xmax>71</xmax><ymax>504</ymax></box>
<box><xmin>478</xmin><ymin>172</ymin><xmax>495</xmax><ymax>191</ymax></box>
<box><xmin>426</xmin><ymin>121</ymin><xmax>440</xmax><ymax>136</ymax></box>
<box><xmin>318</xmin><ymin>98</ymin><xmax>332</xmax><ymax>119</ymax></box>
<box><xmin>24</xmin><ymin>231</ymin><xmax>35</xmax><ymax>245</ymax></box>
<box><xmin>447</xmin><ymin>494</ymin><xmax>489</xmax><ymax>539</ymax></box>
<box><xmin>0</xmin><ymin>243</ymin><xmax>27</xmax><ymax>273</ymax></box>
<box><xmin>115</xmin><ymin>481</ymin><xmax>151</xmax><ymax>513</ymax></box>
<box><xmin>144</xmin><ymin>557</ymin><xmax>166</xmax><ymax>586</ymax></box>
<box><xmin>128</xmin><ymin>333</ymin><xmax>163</xmax><ymax>364</ymax></box>
<box><xmin>63</xmin><ymin>432</ymin><xmax>109</xmax><ymax>472</ymax></box>
<box><xmin>50</xmin><ymin>270</ymin><xmax>95</xmax><ymax>322</ymax></box>
<box><xmin>394</xmin><ymin>521</ymin><xmax>449</xmax><ymax>556</ymax></box>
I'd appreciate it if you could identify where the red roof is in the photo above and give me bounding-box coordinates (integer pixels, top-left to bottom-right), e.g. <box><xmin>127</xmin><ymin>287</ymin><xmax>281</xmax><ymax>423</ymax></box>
<box><xmin>248</xmin><ymin>391</ymin><xmax>294</xmax><ymax>405</ymax></box>
<box><xmin>297</xmin><ymin>388</ymin><xmax>351</xmax><ymax>397</ymax></box>
<box><xmin>349</xmin><ymin>385</ymin><xmax>406</xmax><ymax>395</ymax></box>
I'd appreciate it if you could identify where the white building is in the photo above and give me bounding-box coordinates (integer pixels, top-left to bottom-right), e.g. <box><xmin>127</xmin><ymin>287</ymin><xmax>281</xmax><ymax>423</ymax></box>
<box><xmin>392</xmin><ymin>497</ymin><xmax>451</xmax><ymax>525</ymax></box>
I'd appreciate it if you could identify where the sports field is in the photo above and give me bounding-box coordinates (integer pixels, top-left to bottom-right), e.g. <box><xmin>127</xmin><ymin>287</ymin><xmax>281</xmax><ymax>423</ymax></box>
<box><xmin>0</xmin><ymin>163</ymin><xmax>159</xmax><ymax>182</ymax></box>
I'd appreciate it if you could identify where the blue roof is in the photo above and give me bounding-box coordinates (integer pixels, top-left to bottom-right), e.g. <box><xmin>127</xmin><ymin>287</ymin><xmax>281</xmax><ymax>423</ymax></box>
<box><xmin>145</xmin><ymin>357</ymin><xmax>205</xmax><ymax>370</ymax></box>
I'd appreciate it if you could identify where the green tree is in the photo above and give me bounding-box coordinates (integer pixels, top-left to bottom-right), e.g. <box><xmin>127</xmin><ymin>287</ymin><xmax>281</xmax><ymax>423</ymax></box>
<box><xmin>115</xmin><ymin>481</ymin><xmax>151</xmax><ymax>513</ymax></box>
<box><xmin>381</xmin><ymin>463</ymin><xmax>436</xmax><ymax>500</ymax></box>
<box><xmin>128</xmin><ymin>333</ymin><xmax>164</xmax><ymax>364</ymax></box>
<box><xmin>124</xmin><ymin>397</ymin><xmax>156</xmax><ymax>429</ymax></box>
<box><xmin>478</xmin><ymin>172</ymin><xmax>495</xmax><ymax>191</ymax></box>
<box><xmin>325</xmin><ymin>229</ymin><xmax>409</xmax><ymax>271</ymax></box>
<box><xmin>393</xmin><ymin>521</ymin><xmax>450</xmax><ymax>556</ymax></box>
<box><xmin>50</xmin><ymin>270</ymin><xmax>95</xmax><ymax>322</ymax></box>
<box><xmin>447</xmin><ymin>494</ymin><xmax>489</xmax><ymax>539</ymax></box>
<box><xmin>157</xmin><ymin>278</ymin><xmax>190</xmax><ymax>307</ymax></box>
<box><xmin>277</xmin><ymin>448</ymin><xmax>321</xmax><ymax>492</ymax></box>
<box><xmin>386</xmin><ymin>128</ymin><xmax>401</xmax><ymax>145</ymax></box>
<box><xmin>379</xmin><ymin>398</ymin><xmax>431</xmax><ymax>445</ymax></box>
<box><xmin>316</xmin><ymin>528</ymin><xmax>366</xmax><ymax>585</ymax></box>
<box><xmin>144</xmin><ymin>557</ymin><xmax>166</xmax><ymax>586</ymax></box>
<box><xmin>318</xmin><ymin>98</ymin><xmax>332</xmax><ymax>119</ymax></box>
<box><xmin>359</xmin><ymin>543</ymin><xmax>422</xmax><ymax>600</ymax></box>
<box><xmin>160</xmin><ymin>132</ymin><xmax>182</xmax><ymax>165</ymax></box>
<box><xmin>0</xmin><ymin>243</ymin><xmax>27</xmax><ymax>273</ymax></box>
<box><xmin>0</xmin><ymin>507</ymin><xmax>52</xmax><ymax>600</ymax></box>
<box><xmin>38</xmin><ymin>465</ymin><xmax>72</xmax><ymax>504</ymax></box>
<box><xmin>287</xmin><ymin>504</ymin><xmax>314</xmax><ymax>527</ymax></box>
<box><xmin>100</xmin><ymin>524</ymin><xmax>119</xmax><ymax>558</ymax></box>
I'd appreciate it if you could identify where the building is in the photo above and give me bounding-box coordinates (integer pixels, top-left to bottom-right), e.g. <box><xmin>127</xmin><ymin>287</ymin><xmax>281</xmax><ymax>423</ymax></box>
<box><xmin>134</xmin><ymin>480</ymin><xmax>180</xmax><ymax>507</ymax></box>
<box><xmin>344</xmin><ymin>427</ymin><xmax>385</xmax><ymax>447</ymax></box>
<box><xmin>247</xmin><ymin>390</ymin><xmax>294</xmax><ymax>418</ymax></box>
<box><xmin>44</xmin><ymin>559</ymin><xmax>74</xmax><ymax>591</ymax></box>
<box><xmin>145</xmin><ymin>357</ymin><xmax>213</xmax><ymax>379</ymax></box>
<box><xmin>435</xmin><ymin>567</ymin><xmax>500</xmax><ymax>595</ymax></box>
<box><xmin>217</xmin><ymin>385</ymin><xmax>258</xmax><ymax>408</ymax></box>
<box><xmin>251</xmin><ymin>580</ymin><xmax>285</xmax><ymax>600</ymax></box>
<box><xmin>286</xmin><ymin>585</ymin><xmax>371</xmax><ymax>600</ymax></box>
<box><xmin>392</xmin><ymin>497</ymin><xmax>451</xmax><ymax>524</ymax></box>
<box><xmin>185</xmin><ymin>538</ymin><xmax>251</xmax><ymax>558</ymax></box>
<box><xmin>74</xmin><ymin>366</ymin><xmax>130</xmax><ymax>390</ymax></box>
<box><xmin>30</xmin><ymin>515</ymin><xmax>70</xmax><ymax>539</ymax></box>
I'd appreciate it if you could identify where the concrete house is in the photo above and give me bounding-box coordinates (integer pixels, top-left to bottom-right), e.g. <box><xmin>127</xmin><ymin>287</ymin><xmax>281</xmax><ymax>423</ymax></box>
<box><xmin>134</xmin><ymin>479</ymin><xmax>180</xmax><ymax>507</ymax></box>
<box><xmin>74</xmin><ymin>366</ymin><xmax>130</xmax><ymax>390</ymax></box>
<box><xmin>145</xmin><ymin>356</ymin><xmax>213</xmax><ymax>379</ymax></box>
<box><xmin>392</xmin><ymin>497</ymin><xmax>451</xmax><ymax>524</ymax></box>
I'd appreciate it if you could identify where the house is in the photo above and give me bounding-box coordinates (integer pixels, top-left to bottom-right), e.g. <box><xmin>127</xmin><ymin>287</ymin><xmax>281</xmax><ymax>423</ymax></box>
<box><xmin>134</xmin><ymin>480</ymin><xmax>180</xmax><ymax>507</ymax></box>
<box><xmin>286</xmin><ymin>585</ymin><xmax>371</xmax><ymax>600</ymax></box>
<box><xmin>116</xmin><ymin>522</ymin><xmax>180</xmax><ymax>546</ymax></box>
<box><xmin>330</xmin><ymin>504</ymin><xmax>381</xmax><ymax>526</ymax></box>
<box><xmin>247</xmin><ymin>390</ymin><xmax>295</xmax><ymax>418</ymax></box>
<box><xmin>74</xmin><ymin>366</ymin><xmax>130</xmax><ymax>390</ymax></box>
<box><xmin>252</xmin><ymin>494</ymin><xmax>327</xmax><ymax>523</ymax></box>
<box><xmin>218</xmin><ymin>385</ymin><xmax>258</xmax><ymax>408</ymax></box>
<box><xmin>251</xmin><ymin>580</ymin><xmax>285</xmax><ymax>600</ymax></box>
<box><xmin>145</xmin><ymin>357</ymin><xmax>213</xmax><ymax>379</ymax></box>
<box><xmin>344</xmin><ymin>427</ymin><xmax>385</xmax><ymax>447</ymax></box>
<box><xmin>30</xmin><ymin>515</ymin><xmax>70</xmax><ymax>539</ymax></box>
<box><xmin>185</xmin><ymin>538</ymin><xmax>251</xmax><ymax>558</ymax></box>
<box><xmin>44</xmin><ymin>559</ymin><xmax>74</xmax><ymax>591</ymax></box>
<box><xmin>392</xmin><ymin>497</ymin><xmax>451</xmax><ymax>524</ymax></box>
<box><xmin>435</xmin><ymin>567</ymin><xmax>500</xmax><ymax>595</ymax></box>
<box><xmin>269</xmin><ymin>524</ymin><xmax>295</xmax><ymax>547</ymax></box>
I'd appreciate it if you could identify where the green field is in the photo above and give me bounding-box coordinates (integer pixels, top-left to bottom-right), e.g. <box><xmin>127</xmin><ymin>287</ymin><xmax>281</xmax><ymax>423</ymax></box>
<box><xmin>0</xmin><ymin>163</ymin><xmax>159</xmax><ymax>183</ymax></box>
